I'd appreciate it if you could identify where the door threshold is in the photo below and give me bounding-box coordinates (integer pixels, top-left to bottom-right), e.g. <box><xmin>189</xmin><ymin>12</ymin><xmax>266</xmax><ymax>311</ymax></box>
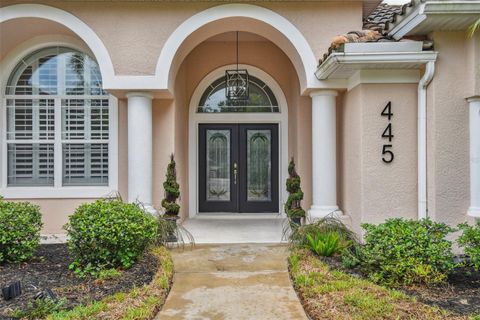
<box><xmin>193</xmin><ymin>213</ymin><xmax>285</xmax><ymax>220</ymax></box>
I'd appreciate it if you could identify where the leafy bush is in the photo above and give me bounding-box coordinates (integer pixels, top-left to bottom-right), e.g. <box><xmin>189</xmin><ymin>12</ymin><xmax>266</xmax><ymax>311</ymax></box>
<box><xmin>306</xmin><ymin>231</ymin><xmax>348</xmax><ymax>257</ymax></box>
<box><xmin>458</xmin><ymin>221</ymin><xmax>480</xmax><ymax>270</ymax></box>
<box><xmin>0</xmin><ymin>197</ymin><xmax>43</xmax><ymax>263</ymax></box>
<box><xmin>341</xmin><ymin>244</ymin><xmax>362</xmax><ymax>269</ymax></box>
<box><xmin>64</xmin><ymin>199</ymin><xmax>157</xmax><ymax>277</ymax></box>
<box><xmin>360</xmin><ymin>218</ymin><xmax>455</xmax><ymax>286</ymax></box>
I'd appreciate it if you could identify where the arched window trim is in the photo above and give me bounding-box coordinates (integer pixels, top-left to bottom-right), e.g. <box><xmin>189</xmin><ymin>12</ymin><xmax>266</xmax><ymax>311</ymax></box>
<box><xmin>197</xmin><ymin>74</ymin><xmax>279</xmax><ymax>113</ymax></box>
<box><xmin>1</xmin><ymin>45</ymin><xmax>118</xmax><ymax>199</ymax></box>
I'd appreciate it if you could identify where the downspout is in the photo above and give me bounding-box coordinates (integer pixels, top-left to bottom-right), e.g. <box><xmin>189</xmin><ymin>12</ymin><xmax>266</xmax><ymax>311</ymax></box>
<box><xmin>418</xmin><ymin>61</ymin><xmax>435</xmax><ymax>219</ymax></box>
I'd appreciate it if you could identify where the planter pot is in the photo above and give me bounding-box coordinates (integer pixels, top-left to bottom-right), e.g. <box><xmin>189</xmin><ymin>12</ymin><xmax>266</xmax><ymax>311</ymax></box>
<box><xmin>290</xmin><ymin>216</ymin><xmax>302</xmax><ymax>227</ymax></box>
<box><xmin>163</xmin><ymin>216</ymin><xmax>179</xmax><ymax>242</ymax></box>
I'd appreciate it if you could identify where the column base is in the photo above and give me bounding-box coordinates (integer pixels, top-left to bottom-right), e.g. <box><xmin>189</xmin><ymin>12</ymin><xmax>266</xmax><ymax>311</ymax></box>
<box><xmin>136</xmin><ymin>203</ymin><xmax>158</xmax><ymax>215</ymax></box>
<box><xmin>308</xmin><ymin>206</ymin><xmax>343</xmax><ymax>221</ymax></box>
<box><xmin>467</xmin><ymin>207</ymin><xmax>480</xmax><ymax>218</ymax></box>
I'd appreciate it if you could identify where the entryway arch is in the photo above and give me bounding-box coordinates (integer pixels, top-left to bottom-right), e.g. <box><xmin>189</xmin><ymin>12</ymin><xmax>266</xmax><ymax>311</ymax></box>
<box><xmin>157</xmin><ymin>3</ymin><xmax>319</xmax><ymax>94</ymax></box>
<box><xmin>188</xmin><ymin>64</ymin><xmax>288</xmax><ymax>218</ymax></box>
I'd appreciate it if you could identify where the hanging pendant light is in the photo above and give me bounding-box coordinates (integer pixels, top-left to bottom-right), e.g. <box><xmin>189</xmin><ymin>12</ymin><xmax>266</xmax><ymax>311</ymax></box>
<box><xmin>225</xmin><ymin>31</ymin><xmax>249</xmax><ymax>101</ymax></box>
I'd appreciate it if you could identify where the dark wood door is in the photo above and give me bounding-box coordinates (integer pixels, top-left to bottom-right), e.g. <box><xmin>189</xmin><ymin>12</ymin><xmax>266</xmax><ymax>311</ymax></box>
<box><xmin>199</xmin><ymin>124</ymin><xmax>279</xmax><ymax>213</ymax></box>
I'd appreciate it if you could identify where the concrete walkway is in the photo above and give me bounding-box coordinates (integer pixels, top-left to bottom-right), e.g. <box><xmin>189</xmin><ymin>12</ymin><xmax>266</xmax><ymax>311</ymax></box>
<box><xmin>181</xmin><ymin>216</ymin><xmax>287</xmax><ymax>244</ymax></box>
<box><xmin>156</xmin><ymin>244</ymin><xmax>308</xmax><ymax>320</ymax></box>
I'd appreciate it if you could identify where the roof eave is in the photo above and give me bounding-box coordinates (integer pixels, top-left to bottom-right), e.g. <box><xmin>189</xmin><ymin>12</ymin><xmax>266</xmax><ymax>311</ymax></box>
<box><xmin>315</xmin><ymin>50</ymin><xmax>438</xmax><ymax>80</ymax></box>
<box><xmin>387</xmin><ymin>0</ymin><xmax>480</xmax><ymax>39</ymax></box>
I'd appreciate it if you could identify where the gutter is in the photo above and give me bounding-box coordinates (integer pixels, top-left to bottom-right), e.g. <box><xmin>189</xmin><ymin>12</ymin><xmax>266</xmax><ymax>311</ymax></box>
<box><xmin>417</xmin><ymin>61</ymin><xmax>435</xmax><ymax>220</ymax></box>
<box><xmin>388</xmin><ymin>1</ymin><xmax>480</xmax><ymax>40</ymax></box>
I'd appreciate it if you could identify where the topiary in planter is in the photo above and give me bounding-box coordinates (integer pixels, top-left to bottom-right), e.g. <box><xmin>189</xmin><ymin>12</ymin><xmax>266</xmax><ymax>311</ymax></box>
<box><xmin>285</xmin><ymin>158</ymin><xmax>305</xmax><ymax>227</ymax></box>
<box><xmin>64</xmin><ymin>198</ymin><xmax>158</xmax><ymax>277</ymax></box>
<box><xmin>161</xmin><ymin>154</ymin><xmax>180</xmax><ymax>217</ymax></box>
<box><xmin>0</xmin><ymin>197</ymin><xmax>43</xmax><ymax>263</ymax></box>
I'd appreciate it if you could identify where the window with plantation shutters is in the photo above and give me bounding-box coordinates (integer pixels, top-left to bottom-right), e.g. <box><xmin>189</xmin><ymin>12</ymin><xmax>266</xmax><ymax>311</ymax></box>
<box><xmin>4</xmin><ymin>47</ymin><xmax>110</xmax><ymax>187</ymax></box>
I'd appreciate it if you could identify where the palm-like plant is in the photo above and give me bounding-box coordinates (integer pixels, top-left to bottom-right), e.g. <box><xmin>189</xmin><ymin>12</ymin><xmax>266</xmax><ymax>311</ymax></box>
<box><xmin>468</xmin><ymin>18</ymin><xmax>480</xmax><ymax>37</ymax></box>
<box><xmin>305</xmin><ymin>230</ymin><xmax>350</xmax><ymax>257</ymax></box>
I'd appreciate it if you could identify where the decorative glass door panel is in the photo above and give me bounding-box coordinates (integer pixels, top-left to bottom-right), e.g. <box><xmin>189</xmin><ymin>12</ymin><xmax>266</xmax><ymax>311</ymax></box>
<box><xmin>247</xmin><ymin>130</ymin><xmax>271</xmax><ymax>201</ymax></box>
<box><xmin>206</xmin><ymin>130</ymin><xmax>231</xmax><ymax>202</ymax></box>
<box><xmin>199</xmin><ymin>124</ymin><xmax>278</xmax><ymax>213</ymax></box>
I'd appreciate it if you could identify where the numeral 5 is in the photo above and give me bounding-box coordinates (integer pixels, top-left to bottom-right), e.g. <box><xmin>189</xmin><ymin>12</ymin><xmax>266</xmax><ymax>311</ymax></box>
<box><xmin>382</xmin><ymin>144</ymin><xmax>394</xmax><ymax>163</ymax></box>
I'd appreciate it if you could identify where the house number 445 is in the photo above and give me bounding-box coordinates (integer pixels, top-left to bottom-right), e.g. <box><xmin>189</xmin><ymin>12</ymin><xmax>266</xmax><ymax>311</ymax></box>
<box><xmin>381</xmin><ymin>102</ymin><xmax>394</xmax><ymax>163</ymax></box>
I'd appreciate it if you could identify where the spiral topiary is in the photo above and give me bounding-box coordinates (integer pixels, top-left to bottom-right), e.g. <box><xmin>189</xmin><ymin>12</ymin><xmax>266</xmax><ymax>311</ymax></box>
<box><xmin>162</xmin><ymin>154</ymin><xmax>180</xmax><ymax>217</ymax></box>
<box><xmin>285</xmin><ymin>158</ymin><xmax>305</xmax><ymax>226</ymax></box>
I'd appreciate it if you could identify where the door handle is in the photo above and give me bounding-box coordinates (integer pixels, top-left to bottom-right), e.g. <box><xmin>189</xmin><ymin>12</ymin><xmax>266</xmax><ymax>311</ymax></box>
<box><xmin>233</xmin><ymin>162</ymin><xmax>238</xmax><ymax>185</ymax></box>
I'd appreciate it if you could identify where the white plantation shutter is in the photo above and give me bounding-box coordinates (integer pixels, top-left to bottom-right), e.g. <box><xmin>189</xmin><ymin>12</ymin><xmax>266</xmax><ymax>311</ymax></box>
<box><xmin>62</xmin><ymin>98</ymin><xmax>109</xmax><ymax>185</ymax></box>
<box><xmin>5</xmin><ymin>47</ymin><xmax>110</xmax><ymax>187</ymax></box>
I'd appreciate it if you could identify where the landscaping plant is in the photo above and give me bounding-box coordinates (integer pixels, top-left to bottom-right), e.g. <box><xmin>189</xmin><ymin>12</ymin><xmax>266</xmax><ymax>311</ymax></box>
<box><xmin>289</xmin><ymin>249</ymin><xmax>460</xmax><ymax>320</ymax></box>
<box><xmin>458</xmin><ymin>221</ymin><xmax>480</xmax><ymax>270</ymax></box>
<box><xmin>289</xmin><ymin>214</ymin><xmax>357</xmax><ymax>250</ymax></box>
<box><xmin>161</xmin><ymin>154</ymin><xmax>180</xmax><ymax>217</ymax></box>
<box><xmin>306</xmin><ymin>230</ymin><xmax>347</xmax><ymax>257</ymax></box>
<box><xmin>64</xmin><ymin>198</ymin><xmax>158</xmax><ymax>277</ymax></box>
<box><xmin>285</xmin><ymin>158</ymin><xmax>305</xmax><ymax>226</ymax></box>
<box><xmin>360</xmin><ymin>218</ymin><xmax>455</xmax><ymax>286</ymax></box>
<box><xmin>12</xmin><ymin>297</ymin><xmax>66</xmax><ymax>320</ymax></box>
<box><xmin>0</xmin><ymin>197</ymin><xmax>43</xmax><ymax>263</ymax></box>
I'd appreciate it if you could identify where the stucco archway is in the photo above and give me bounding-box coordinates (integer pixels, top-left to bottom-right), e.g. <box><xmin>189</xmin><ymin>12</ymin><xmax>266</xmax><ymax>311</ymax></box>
<box><xmin>0</xmin><ymin>4</ymin><xmax>115</xmax><ymax>87</ymax></box>
<box><xmin>156</xmin><ymin>3</ymin><xmax>319</xmax><ymax>95</ymax></box>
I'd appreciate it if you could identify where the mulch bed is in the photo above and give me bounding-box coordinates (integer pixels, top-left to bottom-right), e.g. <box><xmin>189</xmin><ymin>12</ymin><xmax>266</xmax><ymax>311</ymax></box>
<box><xmin>320</xmin><ymin>255</ymin><xmax>480</xmax><ymax>317</ymax></box>
<box><xmin>0</xmin><ymin>244</ymin><xmax>158</xmax><ymax>318</ymax></box>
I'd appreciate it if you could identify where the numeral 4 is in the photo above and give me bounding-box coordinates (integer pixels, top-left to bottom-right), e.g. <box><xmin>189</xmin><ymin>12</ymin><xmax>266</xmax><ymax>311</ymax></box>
<box><xmin>381</xmin><ymin>101</ymin><xmax>393</xmax><ymax>120</ymax></box>
<box><xmin>382</xmin><ymin>123</ymin><xmax>394</xmax><ymax>142</ymax></box>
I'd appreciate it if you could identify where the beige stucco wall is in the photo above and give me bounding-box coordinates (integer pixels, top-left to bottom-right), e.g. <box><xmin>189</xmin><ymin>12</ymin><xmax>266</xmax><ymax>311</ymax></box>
<box><xmin>13</xmin><ymin>199</ymin><xmax>98</xmax><ymax>234</ymax></box>
<box><xmin>1</xmin><ymin>1</ymin><xmax>362</xmax><ymax>77</ymax></box>
<box><xmin>340</xmin><ymin>83</ymin><xmax>418</xmax><ymax>234</ymax></box>
<box><xmin>427</xmin><ymin>31</ymin><xmax>471</xmax><ymax>227</ymax></box>
<box><xmin>340</xmin><ymin>86</ymin><xmax>363</xmax><ymax>234</ymax></box>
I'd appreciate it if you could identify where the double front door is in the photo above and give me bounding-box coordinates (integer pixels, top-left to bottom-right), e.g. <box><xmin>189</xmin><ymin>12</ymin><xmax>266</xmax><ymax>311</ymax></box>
<box><xmin>199</xmin><ymin>124</ymin><xmax>279</xmax><ymax>213</ymax></box>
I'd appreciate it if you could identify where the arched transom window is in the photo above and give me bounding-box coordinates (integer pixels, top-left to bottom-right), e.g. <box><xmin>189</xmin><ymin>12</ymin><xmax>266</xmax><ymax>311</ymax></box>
<box><xmin>4</xmin><ymin>47</ymin><xmax>110</xmax><ymax>187</ymax></box>
<box><xmin>197</xmin><ymin>75</ymin><xmax>279</xmax><ymax>113</ymax></box>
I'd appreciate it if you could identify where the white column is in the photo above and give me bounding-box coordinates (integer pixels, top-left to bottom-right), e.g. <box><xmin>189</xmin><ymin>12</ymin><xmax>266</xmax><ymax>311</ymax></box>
<box><xmin>309</xmin><ymin>90</ymin><xmax>341</xmax><ymax>220</ymax></box>
<box><xmin>127</xmin><ymin>92</ymin><xmax>155</xmax><ymax>213</ymax></box>
<box><xmin>467</xmin><ymin>96</ymin><xmax>480</xmax><ymax>218</ymax></box>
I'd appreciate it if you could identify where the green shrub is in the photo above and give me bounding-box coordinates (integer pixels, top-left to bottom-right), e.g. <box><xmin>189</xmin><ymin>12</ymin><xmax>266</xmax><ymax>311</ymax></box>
<box><xmin>341</xmin><ymin>244</ymin><xmax>362</xmax><ymax>269</ymax></box>
<box><xmin>64</xmin><ymin>199</ymin><xmax>157</xmax><ymax>277</ymax></box>
<box><xmin>458</xmin><ymin>221</ymin><xmax>480</xmax><ymax>270</ymax></box>
<box><xmin>0</xmin><ymin>198</ymin><xmax>43</xmax><ymax>263</ymax></box>
<box><xmin>306</xmin><ymin>230</ymin><xmax>348</xmax><ymax>257</ymax></box>
<box><xmin>360</xmin><ymin>218</ymin><xmax>455</xmax><ymax>286</ymax></box>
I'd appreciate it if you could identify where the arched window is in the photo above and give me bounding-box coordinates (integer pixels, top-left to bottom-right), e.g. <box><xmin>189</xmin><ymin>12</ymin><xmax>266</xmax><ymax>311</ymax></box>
<box><xmin>197</xmin><ymin>75</ymin><xmax>279</xmax><ymax>113</ymax></box>
<box><xmin>5</xmin><ymin>47</ymin><xmax>110</xmax><ymax>187</ymax></box>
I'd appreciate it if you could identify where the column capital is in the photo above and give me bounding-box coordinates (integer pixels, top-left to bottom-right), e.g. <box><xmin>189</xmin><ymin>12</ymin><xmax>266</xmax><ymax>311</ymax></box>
<box><xmin>309</xmin><ymin>89</ymin><xmax>338</xmax><ymax>98</ymax></box>
<box><xmin>467</xmin><ymin>95</ymin><xmax>480</xmax><ymax>103</ymax></box>
<box><xmin>126</xmin><ymin>91</ymin><xmax>154</xmax><ymax>100</ymax></box>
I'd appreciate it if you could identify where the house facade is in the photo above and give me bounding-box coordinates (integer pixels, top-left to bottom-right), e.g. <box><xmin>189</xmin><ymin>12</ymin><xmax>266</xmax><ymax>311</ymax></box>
<box><xmin>0</xmin><ymin>0</ymin><xmax>479</xmax><ymax>236</ymax></box>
